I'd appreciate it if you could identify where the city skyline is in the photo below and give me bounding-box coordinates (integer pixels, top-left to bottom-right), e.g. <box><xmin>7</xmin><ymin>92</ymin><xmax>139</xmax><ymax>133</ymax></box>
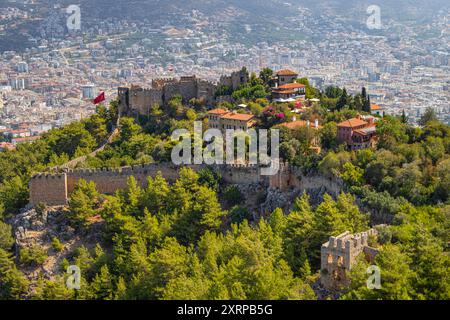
<box><xmin>0</xmin><ymin>0</ymin><xmax>449</xmax><ymax>136</ymax></box>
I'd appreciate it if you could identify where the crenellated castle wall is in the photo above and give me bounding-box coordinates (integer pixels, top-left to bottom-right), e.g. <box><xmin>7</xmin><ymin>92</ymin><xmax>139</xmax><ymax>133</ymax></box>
<box><xmin>124</xmin><ymin>85</ymin><xmax>163</xmax><ymax>116</ymax></box>
<box><xmin>29</xmin><ymin>163</ymin><xmax>343</xmax><ymax>206</ymax></box>
<box><xmin>119</xmin><ymin>69</ymin><xmax>249</xmax><ymax>116</ymax></box>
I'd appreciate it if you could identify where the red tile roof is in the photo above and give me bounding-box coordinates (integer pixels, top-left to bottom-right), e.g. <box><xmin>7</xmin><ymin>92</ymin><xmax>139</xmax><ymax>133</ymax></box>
<box><xmin>276</xmin><ymin>69</ymin><xmax>298</xmax><ymax>76</ymax></box>
<box><xmin>208</xmin><ymin>108</ymin><xmax>229</xmax><ymax>115</ymax></box>
<box><xmin>280</xmin><ymin>120</ymin><xmax>322</xmax><ymax>130</ymax></box>
<box><xmin>278</xmin><ymin>83</ymin><xmax>305</xmax><ymax>89</ymax></box>
<box><xmin>221</xmin><ymin>113</ymin><xmax>254</xmax><ymax>121</ymax></box>
<box><xmin>9</xmin><ymin>129</ymin><xmax>29</xmax><ymax>134</ymax></box>
<box><xmin>370</xmin><ymin>104</ymin><xmax>383</xmax><ymax>111</ymax></box>
<box><xmin>0</xmin><ymin>142</ymin><xmax>15</xmax><ymax>151</ymax></box>
<box><xmin>337</xmin><ymin>118</ymin><xmax>368</xmax><ymax>128</ymax></box>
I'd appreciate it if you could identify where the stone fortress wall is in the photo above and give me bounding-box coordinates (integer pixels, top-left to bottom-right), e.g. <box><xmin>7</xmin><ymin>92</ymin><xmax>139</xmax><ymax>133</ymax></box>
<box><xmin>30</xmin><ymin>162</ymin><xmax>380</xmax><ymax>292</ymax></box>
<box><xmin>29</xmin><ymin>173</ymin><xmax>68</xmax><ymax>207</ymax></box>
<box><xmin>29</xmin><ymin>163</ymin><xmax>343</xmax><ymax>206</ymax></box>
<box><xmin>269</xmin><ymin>164</ymin><xmax>343</xmax><ymax>196</ymax></box>
<box><xmin>118</xmin><ymin>68</ymin><xmax>249</xmax><ymax>117</ymax></box>
<box><xmin>29</xmin><ymin>162</ymin><xmax>353</xmax><ymax>291</ymax></box>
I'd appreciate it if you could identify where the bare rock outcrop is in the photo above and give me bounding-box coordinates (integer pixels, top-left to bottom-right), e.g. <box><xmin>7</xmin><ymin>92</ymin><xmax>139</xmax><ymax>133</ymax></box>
<box><xmin>11</xmin><ymin>206</ymin><xmax>104</xmax><ymax>285</ymax></box>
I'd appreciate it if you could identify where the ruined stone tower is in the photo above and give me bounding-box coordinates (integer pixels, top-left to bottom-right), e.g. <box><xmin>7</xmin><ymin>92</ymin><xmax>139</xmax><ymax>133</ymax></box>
<box><xmin>320</xmin><ymin>228</ymin><xmax>380</xmax><ymax>290</ymax></box>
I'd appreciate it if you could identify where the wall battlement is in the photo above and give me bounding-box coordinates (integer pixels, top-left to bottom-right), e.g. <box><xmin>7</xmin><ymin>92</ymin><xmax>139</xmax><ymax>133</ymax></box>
<box><xmin>29</xmin><ymin>162</ymin><xmax>343</xmax><ymax>207</ymax></box>
<box><xmin>119</xmin><ymin>68</ymin><xmax>249</xmax><ymax>117</ymax></box>
<box><xmin>320</xmin><ymin>228</ymin><xmax>381</xmax><ymax>290</ymax></box>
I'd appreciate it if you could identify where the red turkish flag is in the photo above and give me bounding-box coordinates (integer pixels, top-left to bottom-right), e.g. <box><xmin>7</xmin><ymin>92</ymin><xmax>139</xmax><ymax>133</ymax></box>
<box><xmin>93</xmin><ymin>92</ymin><xmax>105</xmax><ymax>104</ymax></box>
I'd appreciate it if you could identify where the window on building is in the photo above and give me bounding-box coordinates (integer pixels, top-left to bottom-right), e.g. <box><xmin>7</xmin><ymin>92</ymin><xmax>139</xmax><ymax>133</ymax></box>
<box><xmin>332</xmin><ymin>270</ymin><xmax>339</xmax><ymax>280</ymax></box>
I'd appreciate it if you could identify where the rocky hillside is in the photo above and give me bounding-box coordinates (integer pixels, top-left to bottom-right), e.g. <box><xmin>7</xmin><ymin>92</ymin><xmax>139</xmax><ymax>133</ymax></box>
<box><xmin>11</xmin><ymin>206</ymin><xmax>105</xmax><ymax>293</ymax></box>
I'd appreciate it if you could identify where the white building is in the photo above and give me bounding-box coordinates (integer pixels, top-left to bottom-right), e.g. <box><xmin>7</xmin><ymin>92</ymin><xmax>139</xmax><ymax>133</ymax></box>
<box><xmin>81</xmin><ymin>84</ymin><xmax>96</xmax><ymax>99</ymax></box>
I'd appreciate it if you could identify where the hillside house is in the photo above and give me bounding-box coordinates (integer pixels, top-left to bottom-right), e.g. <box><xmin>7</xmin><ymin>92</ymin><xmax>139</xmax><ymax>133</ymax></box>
<box><xmin>273</xmin><ymin>69</ymin><xmax>299</xmax><ymax>86</ymax></box>
<box><xmin>370</xmin><ymin>104</ymin><xmax>384</xmax><ymax>116</ymax></box>
<box><xmin>272</xmin><ymin>83</ymin><xmax>306</xmax><ymax>101</ymax></box>
<box><xmin>280</xmin><ymin>117</ymin><xmax>322</xmax><ymax>153</ymax></box>
<box><xmin>207</xmin><ymin>108</ymin><xmax>256</xmax><ymax>133</ymax></box>
<box><xmin>271</xmin><ymin>69</ymin><xmax>305</xmax><ymax>101</ymax></box>
<box><xmin>337</xmin><ymin>115</ymin><xmax>378</xmax><ymax>150</ymax></box>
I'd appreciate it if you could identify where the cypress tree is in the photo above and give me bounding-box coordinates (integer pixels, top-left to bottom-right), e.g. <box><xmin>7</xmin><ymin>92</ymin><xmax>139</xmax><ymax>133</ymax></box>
<box><xmin>336</xmin><ymin>88</ymin><xmax>349</xmax><ymax>110</ymax></box>
<box><xmin>401</xmin><ymin>109</ymin><xmax>408</xmax><ymax>123</ymax></box>
<box><xmin>362</xmin><ymin>87</ymin><xmax>367</xmax><ymax>101</ymax></box>
<box><xmin>363</xmin><ymin>95</ymin><xmax>371</xmax><ymax>113</ymax></box>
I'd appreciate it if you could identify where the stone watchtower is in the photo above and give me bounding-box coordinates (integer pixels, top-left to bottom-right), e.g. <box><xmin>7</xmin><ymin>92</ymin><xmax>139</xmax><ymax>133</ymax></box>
<box><xmin>320</xmin><ymin>228</ymin><xmax>379</xmax><ymax>290</ymax></box>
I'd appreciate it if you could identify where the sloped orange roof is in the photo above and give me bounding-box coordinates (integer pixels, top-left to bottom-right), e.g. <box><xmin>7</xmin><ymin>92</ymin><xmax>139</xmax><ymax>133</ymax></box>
<box><xmin>208</xmin><ymin>108</ymin><xmax>229</xmax><ymax>115</ymax></box>
<box><xmin>278</xmin><ymin>83</ymin><xmax>306</xmax><ymax>89</ymax></box>
<box><xmin>337</xmin><ymin>118</ymin><xmax>368</xmax><ymax>128</ymax></box>
<box><xmin>0</xmin><ymin>142</ymin><xmax>15</xmax><ymax>150</ymax></box>
<box><xmin>370</xmin><ymin>104</ymin><xmax>383</xmax><ymax>111</ymax></box>
<box><xmin>280</xmin><ymin>120</ymin><xmax>322</xmax><ymax>130</ymax></box>
<box><xmin>221</xmin><ymin>113</ymin><xmax>254</xmax><ymax>121</ymax></box>
<box><xmin>276</xmin><ymin>69</ymin><xmax>298</xmax><ymax>76</ymax></box>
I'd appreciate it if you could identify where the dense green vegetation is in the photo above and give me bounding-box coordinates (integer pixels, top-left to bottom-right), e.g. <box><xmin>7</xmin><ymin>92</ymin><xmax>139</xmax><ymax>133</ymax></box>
<box><xmin>8</xmin><ymin>169</ymin><xmax>371</xmax><ymax>300</ymax></box>
<box><xmin>318</xmin><ymin>116</ymin><xmax>450</xmax><ymax>206</ymax></box>
<box><xmin>0</xmin><ymin>78</ymin><xmax>448</xmax><ymax>300</ymax></box>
